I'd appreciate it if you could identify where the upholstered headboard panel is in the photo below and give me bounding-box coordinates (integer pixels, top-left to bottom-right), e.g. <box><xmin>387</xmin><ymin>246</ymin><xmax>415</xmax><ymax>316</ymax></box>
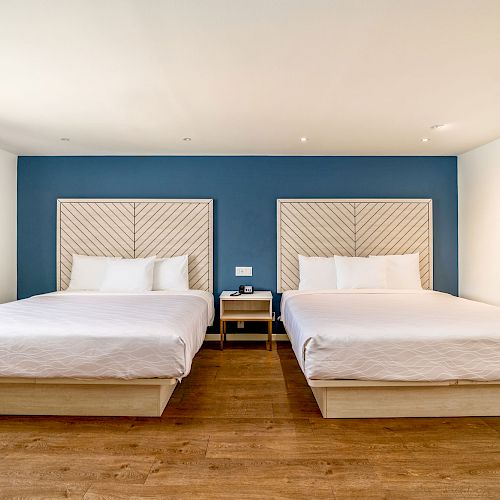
<box><xmin>57</xmin><ymin>199</ymin><xmax>213</xmax><ymax>292</ymax></box>
<box><xmin>277</xmin><ymin>199</ymin><xmax>433</xmax><ymax>292</ymax></box>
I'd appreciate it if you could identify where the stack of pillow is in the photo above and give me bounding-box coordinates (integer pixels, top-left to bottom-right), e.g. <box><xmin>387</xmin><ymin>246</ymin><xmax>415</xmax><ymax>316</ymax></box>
<box><xmin>67</xmin><ymin>254</ymin><xmax>190</xmax><ymax>292</ymax></box>
<box><xmin>298</xmin><ymin>254</ymin><xmax>422</xmax><ymax>291</ymax></box>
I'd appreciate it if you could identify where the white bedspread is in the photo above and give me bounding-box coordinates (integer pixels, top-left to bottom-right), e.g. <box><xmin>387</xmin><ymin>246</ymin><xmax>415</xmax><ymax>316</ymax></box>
<box><xmin>281</xmin><ymin>290</ymin><xmax>500</xmax><ymax>382</ymax></box>
<box><xmin>0</xmin><ymin>290</ymin><xmax>214</xmax><ymax>379</ymax></box>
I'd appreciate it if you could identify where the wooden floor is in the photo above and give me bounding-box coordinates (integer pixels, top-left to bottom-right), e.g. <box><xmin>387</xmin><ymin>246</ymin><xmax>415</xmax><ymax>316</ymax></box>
<box><xmin>0</xmin><ymin>343</ymin><xmax>499</xmax><ymax>499</ymax></box>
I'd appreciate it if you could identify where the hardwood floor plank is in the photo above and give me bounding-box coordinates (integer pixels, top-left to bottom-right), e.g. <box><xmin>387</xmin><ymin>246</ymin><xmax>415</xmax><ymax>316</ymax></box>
<box><xmin>369</xmin><ymin>455</ymin><xmax>500</xmax><ymax>499</ymax></box>
<box><xmin>146</xmin><ymin>458</ymin><xmax>336</xmax><ymax>497</ymax></box>
<box><xmin>0</xmin><ymin>482</ymin><xmax>90</xmax><ymax>500</ymax></box>
<box><xmin>309</xmin><ymin>418</ymin><xmax>412</xmax><ymax>459</ymax></box>
<box><xmin>84</xmin><ymin>482</ymin><xmax>334</xmax><ymax>500</ymax></box>
<box><xmin>0</xmin><ymin>454</ymin><xmax>154</xmax><ymax>484</ymax></box>
<box><xmin>382</xmin><ymin>417</ymin><xmax>500</xmax><ymax>453</ymax></box>
<box><xmin>129</xmin><ymin>417</ymin><xmax>311</xmax><ymax>439</ymax></box>
<box><xmin>0</xmin><ymin>431</ymin><xmax>208</xmax><ymax>458</ymax></box>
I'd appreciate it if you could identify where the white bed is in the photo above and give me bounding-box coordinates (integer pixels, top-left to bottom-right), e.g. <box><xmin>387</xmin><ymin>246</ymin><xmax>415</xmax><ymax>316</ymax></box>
<box><xmin>0</xmin><ymin>289</ymin><xmax>214</xmax><ymax>417</ymax></box>
<box><xmin>0</xmin><ymin>198</ymin><xmax>214</xmax><ymax>417</ymax></box>
<box><xmin>0</xmin><ymin>290</ymin><xmax>214</xmax><ymax>380</ymax></box>
<box><xmin>277</xmin><ymin>199</ymin><xmax>500</xmax><ymax>418</ymax></box>
<box><xmin>281</xmin><ymin>289</ymin><xmax>500</xmax><ymax>418</ymax></box>
<box><xmin>282</xmin><ymin>289</ymin><xmax>500</xmax><ymax>382</ymax></box>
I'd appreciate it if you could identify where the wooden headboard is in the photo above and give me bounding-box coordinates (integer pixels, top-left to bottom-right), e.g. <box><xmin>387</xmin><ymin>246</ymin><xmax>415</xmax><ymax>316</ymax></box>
<box><xmin>57</xmin><ymin>199</ymin><xmax>213</xmax><ymax>292</ymax></box>
<box><xmin>277</xmin><ymin>198</ymin><xmax>433</xmax><ymax>292</ymax></box>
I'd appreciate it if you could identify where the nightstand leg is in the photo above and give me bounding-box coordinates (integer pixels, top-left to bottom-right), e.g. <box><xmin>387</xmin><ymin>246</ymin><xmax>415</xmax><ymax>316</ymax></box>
<box><xmin>220</xmin><ymin>320</ymin><xmax>224</xmax><ymax>350</ymax></box>
<box><xmin>267</xmin><ymin>320</ymin><xmax>272</xmax><ymax>351</ymax></box>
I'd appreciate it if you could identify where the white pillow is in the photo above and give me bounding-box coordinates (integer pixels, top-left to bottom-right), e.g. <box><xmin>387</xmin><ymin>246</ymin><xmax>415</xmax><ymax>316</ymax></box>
<box><xmin>68</xmin><ymin>255</ymin><xmax>121</xmax><ymax>291</ymax></box>
<box><xmin>298</xmin><ymin>255</ymin><xmax>337</xmax><ymax>290</ymax></box>
<box><xmin>334</xmin><ymin>255</ymin><xmax>387</xmax><ymax>289</ymax></box>
<box><xmin>369</xmin><ymin>253</ymin><xmax>422</xmax><ymax>289</ymax></box>
<box><xmin>153</xmin><ymin>255</ymin><xmax>189</xmax><ymax>291</ymax></box>
<box><xmin>99</xmin><ymin>256</ymin><xmax>156</xmax><ymax>292</ymax></box>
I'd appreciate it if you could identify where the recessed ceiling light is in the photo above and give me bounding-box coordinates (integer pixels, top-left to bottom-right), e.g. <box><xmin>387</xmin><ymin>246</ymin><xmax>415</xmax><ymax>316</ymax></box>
<box><xmin>421</xmin><ymin>138</ymin><xmax>430</xmax><ymax>142</ymax></box>
<box><xmin>430</xmin><ymin>124</ymin><xmax>447</xmax><ymax>130</ymax></box>
<box><xmin>300</xmin><ymin>137</ymin><xmax>308</xmax><ymax>142</ymax></box>
<box><xmin>182</xmin><ymin>137</ymin><xmax>192</xmax><ymax>142</ymax></box>
<box><xmin>60</xmin><ymin>137</ymin><xmax>70</xmax><ymax>142</ymax></box>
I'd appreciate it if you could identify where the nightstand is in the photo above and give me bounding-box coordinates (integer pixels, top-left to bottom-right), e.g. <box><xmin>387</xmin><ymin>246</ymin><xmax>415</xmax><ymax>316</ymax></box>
<box><xmin>219</xmin><ymin>291</ymin><xmax>273</xmax><ymax>351</ymax></box>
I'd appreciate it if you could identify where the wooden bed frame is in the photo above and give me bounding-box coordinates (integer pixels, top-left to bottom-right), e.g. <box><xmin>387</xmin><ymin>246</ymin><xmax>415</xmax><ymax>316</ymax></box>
<box><xmin>0</xmin><ymin>198</ymin><xmax>213</xmax><ymax>417</ymax></box>
<box><xmin>0</xmin><ymin>378</ymin><xmax>177</xmax><ymax>417</ymax></box>
<box><xmin>278</xmin><ymin>198</ymin><xmax>500</xmax><ymax>418</ymax></box>
<box><xmin>308</xmin><ymin>379</ymin><xmax>500</xmax><ymax>418</ymax></box>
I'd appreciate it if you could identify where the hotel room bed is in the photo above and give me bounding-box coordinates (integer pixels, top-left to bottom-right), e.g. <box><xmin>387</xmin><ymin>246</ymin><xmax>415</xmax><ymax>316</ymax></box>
<box><xmin>0</xmin><ymin>290</ymin><xmax>214</xmax><ymax>417</ymax></box>
<box><xmin>282</xmin><ymin>290</ymin><xmax>500</xmax><ymax>418</ymax></box>
<box><xmin>0</xmin><ymin>290</ymin><xmax>214</xmax><ymax>380</ymax></box>
<box><xmin>281</xmin><ymin>289</ymin><xmax>500</xmax><ymax>382</ymax></box>
<box><xmin>276</xmin><ymin>198</ymin><xmax>500</xmax><ymax>418</ymax></box>
<box><xmin>0</xmin><ymin>197</ymin><xmax>214</xmax><ymax>417</ymax></box>
<box><xmin>281</xmin><ymin>289</ymin><xmax>500</xmax><ymax>418</ymax></box>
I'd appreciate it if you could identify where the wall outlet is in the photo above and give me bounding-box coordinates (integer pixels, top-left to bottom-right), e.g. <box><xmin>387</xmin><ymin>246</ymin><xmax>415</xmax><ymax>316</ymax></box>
<box><xmin>235</xmin><ymin>266</ymin><xmax>252</xmax><ymax>277</ymax></box>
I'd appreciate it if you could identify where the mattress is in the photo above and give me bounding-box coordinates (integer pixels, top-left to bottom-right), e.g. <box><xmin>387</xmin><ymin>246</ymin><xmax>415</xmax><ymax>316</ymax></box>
<box><xmin>0</xmin><ymin>290</ymin><xmax>214</xmax><ymax>379</ymax></box>
<box><xmin>281</xmin><ymin>289</ymin><xmax>500</xmax><ymax>382</ymax></box>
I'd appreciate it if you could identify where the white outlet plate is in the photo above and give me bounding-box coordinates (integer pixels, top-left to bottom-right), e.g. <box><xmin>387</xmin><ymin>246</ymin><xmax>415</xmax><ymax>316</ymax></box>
<box><xmin>235</xmin><ymin>266</ymin><xmax>253</xmax><ymax>277</ymax></box>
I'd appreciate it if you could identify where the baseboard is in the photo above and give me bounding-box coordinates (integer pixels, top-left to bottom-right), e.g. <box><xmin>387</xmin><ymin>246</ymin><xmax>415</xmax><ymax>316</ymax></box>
<box><xmin>205</xmin><ymin>333</ymin><xmax>289</xmax><ymax>342</ymax></box>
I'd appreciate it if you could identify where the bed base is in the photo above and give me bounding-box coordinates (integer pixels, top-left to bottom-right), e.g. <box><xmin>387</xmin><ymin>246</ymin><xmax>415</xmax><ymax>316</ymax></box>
<box><xmin>0</xmin><ymin>378</ymin><xmax>177</xmax><ymax>417</ymax></box>
<box><xmin>308</xmin><ymin>379</ymin><xmax>500</xmax><ymax>418</ymax></box>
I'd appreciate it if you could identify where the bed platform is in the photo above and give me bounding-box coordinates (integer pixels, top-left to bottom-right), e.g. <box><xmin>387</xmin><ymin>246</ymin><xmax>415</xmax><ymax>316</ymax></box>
<box><xmin>0</xmin><ymin>378</ymin><xmax>177</xmax><ymax>417</ymax></box>
<box><xmin>308</xmin><ymin>379</ymin><xmax>500</xmax><ymax>419</ymax></box>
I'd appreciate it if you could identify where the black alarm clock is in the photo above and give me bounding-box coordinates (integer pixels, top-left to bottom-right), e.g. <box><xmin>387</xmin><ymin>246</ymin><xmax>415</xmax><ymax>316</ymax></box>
<box><xmin>239</xmin><ymin>285</ymin><xmax>254</xmax><ymax>294</ymax></box>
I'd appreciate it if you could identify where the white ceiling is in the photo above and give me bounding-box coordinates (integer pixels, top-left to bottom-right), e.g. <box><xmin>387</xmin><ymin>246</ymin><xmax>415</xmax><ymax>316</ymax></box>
<box><xmin>1</xmin><ymin>0</ymin><xmax>500</xmax><ymax>156</ymax></box>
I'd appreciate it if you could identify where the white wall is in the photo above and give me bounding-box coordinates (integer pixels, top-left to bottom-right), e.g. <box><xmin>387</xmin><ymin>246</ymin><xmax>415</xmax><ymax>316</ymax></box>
<box><xmin>0</xmin><ymin>148</ymin><xmax>17</xmax><ymax>303</ymax></box>
<box><xmin>459</xmin><ymin>137</ymin><xmax>500</xmax><ymax>306</ymax></box>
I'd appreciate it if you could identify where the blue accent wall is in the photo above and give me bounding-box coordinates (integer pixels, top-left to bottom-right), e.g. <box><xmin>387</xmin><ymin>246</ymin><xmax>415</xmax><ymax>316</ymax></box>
<box><xmin>17</xmin><ymin>156</ymin><xmax>458</xmax><ymax>311</ymax></box>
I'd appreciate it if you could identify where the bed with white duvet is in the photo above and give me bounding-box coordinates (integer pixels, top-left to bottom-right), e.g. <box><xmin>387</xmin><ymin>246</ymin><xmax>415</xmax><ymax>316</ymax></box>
<box><xmin>276</xmin><ymin>201</ymin><xmax>500</xmax><ymax>417</ymax></box>
<box><xmin>281</xmin><ymin>288</ymin><xmax>500</xmax><ymax>417</ymax></box>
<box><xmin>281</xmin><ymin>289</ymin><xmax>500</xmax><ymax>382</ymax></box>
<box><xmin>0</xmin><ymin>290</ymin><xmax>214</xmax><ymax>380</ymax></box>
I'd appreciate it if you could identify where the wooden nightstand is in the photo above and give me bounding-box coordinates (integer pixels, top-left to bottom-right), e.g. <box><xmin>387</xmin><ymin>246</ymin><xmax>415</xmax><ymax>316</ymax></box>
<box><xmin>219</xmin><ymin>291</ymin><xmax>273</xmax><ymax>351</ymax></box>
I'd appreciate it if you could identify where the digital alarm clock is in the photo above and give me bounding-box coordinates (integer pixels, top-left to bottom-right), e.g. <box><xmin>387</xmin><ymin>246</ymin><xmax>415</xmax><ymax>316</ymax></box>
<box><xmin>239</xmin><ymin>285</ymin><xmax>254</xmax><ymax>294</ymax></box>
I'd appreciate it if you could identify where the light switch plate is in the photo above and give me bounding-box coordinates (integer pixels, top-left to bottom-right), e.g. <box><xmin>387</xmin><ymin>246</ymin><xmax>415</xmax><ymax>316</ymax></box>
<box><xmin>235</xmin><ymin>266</ymin><xmax>253</xmax><ymax>277</ymax></box>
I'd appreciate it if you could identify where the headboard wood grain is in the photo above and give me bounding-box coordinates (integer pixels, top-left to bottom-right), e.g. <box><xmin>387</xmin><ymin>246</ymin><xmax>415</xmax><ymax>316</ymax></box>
<box><xmin>57</xmin><ymin>199</ymin><xmax>213</xmax><ymax>292</ymax></box>
<box><xmin>277</xmin><ymin>198</ymin><xmax>433</xmax><ymax>292</ymax></box>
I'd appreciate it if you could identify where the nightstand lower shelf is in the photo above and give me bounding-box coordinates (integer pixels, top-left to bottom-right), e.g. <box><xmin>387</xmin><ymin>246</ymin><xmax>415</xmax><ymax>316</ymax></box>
<box><xmin>219</xmin><ymin>318</ymin><xmax>273</xmax><ymax>351</ymax></box>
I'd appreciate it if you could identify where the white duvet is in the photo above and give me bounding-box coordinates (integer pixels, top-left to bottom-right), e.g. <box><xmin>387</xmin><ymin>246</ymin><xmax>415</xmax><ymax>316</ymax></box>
<box><xmin>281</xmin><ymin>290</ymin><xmax>500</xmax><ymax>382</ymax></box>
<box><xmin>0</xmin><ymin>290</ymin><xmax>214</xmax><ymax>379</ymax></box>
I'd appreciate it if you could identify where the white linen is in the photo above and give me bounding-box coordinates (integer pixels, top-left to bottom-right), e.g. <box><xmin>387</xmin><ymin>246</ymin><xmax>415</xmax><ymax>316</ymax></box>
<box><xmin>68</xmin><ymin>255</ymin><xmax>120</xmax><ymax>291</ymax></box>
<box><xmin>0</xmin><ymin>290</ymin><xmax>214</xmax><ymax>379</ymax></box>
<box><xmin>369</xmin><ymin>253</ymin><xmax>422</xmax><ymax>289</ymax></box>
<box><xmin>334</xmin><ymin>256</ymin><xmax>387</xmax><ymax>289</ymax></box>
<box><xmin>298</xmin><ymin>255</ymin><xmax>337</xmax><ymax>290</ymax></box>
<box><xmin>153</xmin><ymin>255</ymin><xmax>189</xmax><ymax>291</ymax></box>
<box><xmin>281</xmin><ymin>289</ymin><xmax>500</xmax><ymax>381</ymax></box>
<box><xmin>100</xmin><ymin>256</ymin><xmax>156</xmax><ymax>292</ymax></box>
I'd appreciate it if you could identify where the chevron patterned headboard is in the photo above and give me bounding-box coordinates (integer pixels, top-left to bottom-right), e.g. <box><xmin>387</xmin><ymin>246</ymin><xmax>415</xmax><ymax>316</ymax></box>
<box><xmin>277</xmin><ymin>198</ymin><xmax>433</xmax><ymax>292</ymax></box>
<box><xmin>57</xmin><ymin>199</ymin><xmax>213</xmax><ymax>292</ymax></box>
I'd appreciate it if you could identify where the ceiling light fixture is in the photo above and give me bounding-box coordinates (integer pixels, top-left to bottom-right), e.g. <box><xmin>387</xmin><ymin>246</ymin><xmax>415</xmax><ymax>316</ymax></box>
<box><xmin>60</xmin><ymin>137</ymin><xmax>70</xmax><ymax>141</ymax></box>
<box><xmin>300</xmin><ymin>137</ymin><xmax>308</xmax><ymax>142</ymax></box>
<box><xmin>421</xmin><ymin>138</ymin><xmax>430</xmax><ymax>143</ymax></box>
<box><xmin>182</xmin><ymin>137</ymin><xmax>192</xmax><ymax>142</ymax></box>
